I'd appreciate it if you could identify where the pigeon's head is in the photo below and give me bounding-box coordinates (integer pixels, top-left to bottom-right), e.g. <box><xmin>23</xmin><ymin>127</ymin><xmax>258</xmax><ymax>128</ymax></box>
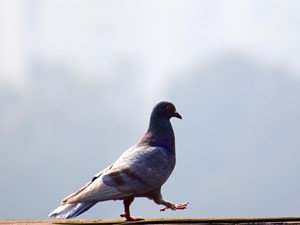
<box><xmin>151</xmin><ymin>101</ymin><xmax>182</xmax><ymax>120</ymax></box>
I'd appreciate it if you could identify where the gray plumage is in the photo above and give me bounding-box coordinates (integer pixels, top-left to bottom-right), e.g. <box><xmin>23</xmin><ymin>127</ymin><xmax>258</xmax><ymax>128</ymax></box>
<box><xmin>49</xmin><ymin>101</ymin><xmax>188</xmax><ymax>221</ymax></box>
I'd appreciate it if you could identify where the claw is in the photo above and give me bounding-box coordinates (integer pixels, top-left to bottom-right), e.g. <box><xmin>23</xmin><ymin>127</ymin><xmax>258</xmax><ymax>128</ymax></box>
<box><xmin>160</xmin><ymin>206</ymin><xmax>168</xmax><ymax>212</ymax></box>
<box><xmin>160</xmin><ymin>202</ymin><xmax>189</xmax><ymax>212</ymax></box>
<box><xmin>120</xmin><ymin>212</ymin><xmax>144</xmax><ymax>221</ymax></box>
<box><xmin>175</xmin><ymin>202</ymin><xmax>189</xmax><ymax>210</ymax></box>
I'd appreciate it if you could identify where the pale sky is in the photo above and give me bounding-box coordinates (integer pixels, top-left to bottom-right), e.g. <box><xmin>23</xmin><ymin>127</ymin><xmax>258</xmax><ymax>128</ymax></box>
<box><xmin>0</xmin><ymin>0</ymin><xmax>299</xmax><ymax>88</ymax></box>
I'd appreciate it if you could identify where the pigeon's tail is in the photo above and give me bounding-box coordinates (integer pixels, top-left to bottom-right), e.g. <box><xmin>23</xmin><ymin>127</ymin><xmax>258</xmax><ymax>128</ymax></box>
<box><xmin>49</xmin><ymin>202</ymin><xmax>96</xmax><ymax>219</ymax></box>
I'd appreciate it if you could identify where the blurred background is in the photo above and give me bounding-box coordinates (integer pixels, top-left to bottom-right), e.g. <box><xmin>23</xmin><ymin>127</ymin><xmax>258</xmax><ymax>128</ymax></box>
<box><xmin>1</xmin><ymin>0</ymin><xmax>300</xmax><ymax>220</ymax></box>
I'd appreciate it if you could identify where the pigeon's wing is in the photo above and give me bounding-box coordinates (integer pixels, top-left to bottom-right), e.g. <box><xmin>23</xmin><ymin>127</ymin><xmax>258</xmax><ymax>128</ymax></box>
<box><xmin>65</xmin><ymin>145</ymin><xmax>175</xmax><ymax>204</ymax></box>
<box><xmin>65</xmin><ymin>164</ymin><xmax>138</xmax><ymax>204</ymax></box>
<box><xmin>61</xmin><ymin>163</ymin><xmax>114</xmax><ymax>204</ymax></box>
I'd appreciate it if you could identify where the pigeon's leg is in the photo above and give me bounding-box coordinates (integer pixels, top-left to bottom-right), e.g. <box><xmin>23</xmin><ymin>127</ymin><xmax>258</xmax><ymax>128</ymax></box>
<box><xmin>120</xmin><ymin>197</ymin><xmax>143</xmax><ymax>221</ymax></box>
<box><xmin>152</xmin><ymin>192</ymin><xmax>189</xmax><ymax>212</ymax></box>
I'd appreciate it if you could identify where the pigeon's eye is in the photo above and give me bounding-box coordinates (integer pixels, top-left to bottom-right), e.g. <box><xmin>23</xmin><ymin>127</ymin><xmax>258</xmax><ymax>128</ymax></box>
<box><xmin>166</xmin><ymin>105</ymin><xmax>174</xmax><ymax>112</ymax></box>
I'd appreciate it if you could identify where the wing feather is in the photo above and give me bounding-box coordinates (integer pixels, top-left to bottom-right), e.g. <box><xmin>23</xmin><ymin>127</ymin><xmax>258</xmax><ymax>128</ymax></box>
<box><xmin>61</xmin><ymin>163</ymin><xmax>114</xmax><ymax>204</ymax></box>
<box><xmin>65</xmin><ymin>165</ymin><xmax>137</xmax><ymax>204</ymax></box>
<box><xmin>66</xmin><ymin>179</ymin><xmax>128</xmax><ymax>203</ymax></box>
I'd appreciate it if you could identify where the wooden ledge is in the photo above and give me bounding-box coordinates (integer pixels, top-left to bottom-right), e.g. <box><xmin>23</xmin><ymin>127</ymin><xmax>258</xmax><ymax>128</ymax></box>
<box><xmin>2</xmin><ymin>217</ymin><xmax>300</xmax><ymax>225</ymax></box>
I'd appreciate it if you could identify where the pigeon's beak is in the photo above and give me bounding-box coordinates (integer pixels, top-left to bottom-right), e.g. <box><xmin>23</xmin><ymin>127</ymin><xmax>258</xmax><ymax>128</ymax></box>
<box><xmin>174</xmin><ymin>111</ymin><xmax>182</xmax><ymax>119</ymax></box>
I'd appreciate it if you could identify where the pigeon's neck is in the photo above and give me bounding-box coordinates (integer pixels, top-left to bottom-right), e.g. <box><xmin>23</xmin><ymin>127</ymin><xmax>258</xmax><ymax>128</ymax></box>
<box><xmin>140</xmin><ymin>116</ymin><xmax>176</xmax><ymax>152</ymax></box>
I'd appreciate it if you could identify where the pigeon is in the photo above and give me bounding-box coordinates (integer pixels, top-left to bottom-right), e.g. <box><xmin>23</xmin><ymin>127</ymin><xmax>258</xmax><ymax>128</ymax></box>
<box><xmin>49</xmin><ymin>101</ymin><xmax>188</xmax><ymax>221</ymax></box>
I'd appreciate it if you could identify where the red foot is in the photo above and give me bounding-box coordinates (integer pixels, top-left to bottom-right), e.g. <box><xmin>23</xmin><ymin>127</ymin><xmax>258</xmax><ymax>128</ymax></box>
<box><xmin>160</xmin><ymin>207</ymin><xmax>168</xmax><ymax>212</ymax></box>
<box><xmin>120</xmin><ymin>212</ymin><xmax>144</xmax><ymax>221</ymax></box>
<box><xmin>160</xmin><ymin>202</ymin><xmax>189</xmax><ymax>212</ymax></box>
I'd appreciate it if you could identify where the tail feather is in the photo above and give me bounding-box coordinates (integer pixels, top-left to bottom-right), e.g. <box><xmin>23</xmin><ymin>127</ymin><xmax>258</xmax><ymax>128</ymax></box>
<box><xmin>49</xmin><ymin>202</ymin><xmax>96</xmax><ymax>219</ymax></box>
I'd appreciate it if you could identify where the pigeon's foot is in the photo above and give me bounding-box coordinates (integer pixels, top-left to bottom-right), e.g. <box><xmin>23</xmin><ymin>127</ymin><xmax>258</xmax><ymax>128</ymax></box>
<box><xmin>120</xmin><ymin>212</ymin><xmax>144</xmax><ymax>221</ymax></box>
<box><xmin>121</xmin><ymin>198</ymin><xmax>143</xmax><ymax>221</ymax></box>
<box><xmin>160</xmin><ymin>202</ymin><xmax>189</xmax><ymax>212</ymax></box>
